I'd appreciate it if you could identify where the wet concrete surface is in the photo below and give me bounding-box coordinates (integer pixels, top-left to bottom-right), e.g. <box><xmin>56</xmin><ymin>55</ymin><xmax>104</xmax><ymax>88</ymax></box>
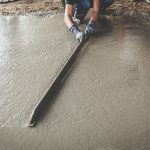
<box><xmin>0</xmin><ymin>15</ymin><xmax>150</xmax><ymax>150</ymax></box>
<box><xmin>0</xmin><ymin>15</ymin><xmax>77</xmax><ymax>127</ymax></box>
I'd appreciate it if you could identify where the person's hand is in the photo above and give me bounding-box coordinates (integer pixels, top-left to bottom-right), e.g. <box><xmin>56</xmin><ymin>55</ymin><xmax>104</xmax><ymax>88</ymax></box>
<box><xmin>70</xmin><ymin>24</ymin><xmax>84</xmax><ymax>42</ymax></box>
<box><xmin>75</xmin><ymin>31</ymin><xmax>84</xmax><ymax>42</ymax></box>
<box><xmin>85</xmin><ymin>20</ymin><xmax>96</xmax><ymax>35</ymax></box>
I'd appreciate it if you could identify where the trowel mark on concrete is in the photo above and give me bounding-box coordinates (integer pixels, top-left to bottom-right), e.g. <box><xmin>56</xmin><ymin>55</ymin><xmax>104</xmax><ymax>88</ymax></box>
<box><xmin>0</xmin><ymin>15</ymin><xmax>78</xmax><ymax>127</ymax></box>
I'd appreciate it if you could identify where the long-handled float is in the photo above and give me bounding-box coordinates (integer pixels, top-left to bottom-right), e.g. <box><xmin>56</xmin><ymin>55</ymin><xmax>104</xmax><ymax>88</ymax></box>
<box><xmin>29</xmin><ymin>33</ymin><xmax>89</xmax><ymax>127</ymax></box>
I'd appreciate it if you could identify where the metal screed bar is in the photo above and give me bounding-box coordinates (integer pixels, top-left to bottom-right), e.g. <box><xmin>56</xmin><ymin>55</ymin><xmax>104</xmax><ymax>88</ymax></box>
<box><xmin>29</xmin><ymin>38</ymin><xmax>87</xmax><ymax>127</ymax></box>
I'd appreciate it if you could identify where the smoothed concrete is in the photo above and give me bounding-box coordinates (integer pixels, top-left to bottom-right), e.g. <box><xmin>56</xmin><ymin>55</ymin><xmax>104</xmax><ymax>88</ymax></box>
<box><xmin>0</xmin><ymin>15</ymin><xmax>78</xmax><ymax>127</ymax></box>
<box><xmin>0</xmin><ymin>15</ymin><xmax>150</xmax><ymax>150</ymax></box>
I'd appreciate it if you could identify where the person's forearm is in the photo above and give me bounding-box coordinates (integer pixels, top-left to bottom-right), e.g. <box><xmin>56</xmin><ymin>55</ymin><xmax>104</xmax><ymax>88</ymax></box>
<box><xmin>64</xmin><ymin>14</ymin><xmax>74</xmax><ymax>29</ymax></box>
<box><xmin>91</xmin><ymin>10</ymin><xmax>99</xmax><ymax>22</ymax></box>
<box><xmin>91</xmin><ymin>0</ymin><xmax>100</xmax><ymax>22</ymax></box>
<box><xmin>64</xmin><ymin>4</ymin><xmax>74</xmax><ymax>29</ymax></box>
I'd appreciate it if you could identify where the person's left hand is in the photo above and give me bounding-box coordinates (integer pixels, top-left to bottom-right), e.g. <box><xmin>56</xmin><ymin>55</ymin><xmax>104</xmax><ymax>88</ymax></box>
<box><xmin>85</xmin><ymin>20</ymin><xmax>96</xmax><ymax>35</ymax></box>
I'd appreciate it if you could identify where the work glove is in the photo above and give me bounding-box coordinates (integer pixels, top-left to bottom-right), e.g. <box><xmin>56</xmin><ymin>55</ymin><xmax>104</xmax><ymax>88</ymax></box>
<box><xmin>70</xmin><ymin>24</ymin><xmax>84</xmax><ymax>42</ymax></box>
<box><xmin>85</xmin><ymin>20</ymin><xmax>96</xmax><ymax>35</ymax></box>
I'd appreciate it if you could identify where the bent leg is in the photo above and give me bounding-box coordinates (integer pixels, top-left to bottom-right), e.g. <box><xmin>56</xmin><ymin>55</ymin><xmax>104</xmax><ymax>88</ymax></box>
<box><xmin>73</xmin><ymin>0</ymin><xmax>114</xmax><ymax>21</ymax></box>
<box><xmin>74</xmin><ymin>0</ymin><xmax>91</xmax><ymax>21</ymax></box>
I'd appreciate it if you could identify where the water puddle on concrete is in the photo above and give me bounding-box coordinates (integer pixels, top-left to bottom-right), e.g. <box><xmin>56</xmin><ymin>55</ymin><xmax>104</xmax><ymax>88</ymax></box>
<box><xmin>0</xmin><ymin>14</ymin><xmax>150</xmax><ymax>150</ymax></box>
<box><xmin>0</xmin><ymin>15</ymin><xmax>77</xmax><ymax>127</ymax></box>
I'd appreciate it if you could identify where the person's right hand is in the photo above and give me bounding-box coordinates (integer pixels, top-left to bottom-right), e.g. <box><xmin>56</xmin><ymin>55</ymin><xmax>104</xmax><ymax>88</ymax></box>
<box><xmin>70</xmin><ymin>24</ymin><xmax>84</xmax><ymax>43</ymax></box>
<box><xmin>76</xmin><ymin>31</ymin><xmax>84</xmax><ymax>42</ymax></box>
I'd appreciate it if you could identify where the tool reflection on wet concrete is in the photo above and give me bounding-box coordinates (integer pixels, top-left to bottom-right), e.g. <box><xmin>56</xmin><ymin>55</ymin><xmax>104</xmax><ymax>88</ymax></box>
<box><xmin>29</xmin><ymin>32</ymin><xmax>89</xmax><ymax>127</ymax></box>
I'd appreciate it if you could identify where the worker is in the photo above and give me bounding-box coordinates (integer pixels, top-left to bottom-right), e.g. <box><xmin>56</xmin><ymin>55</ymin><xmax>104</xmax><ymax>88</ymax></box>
<box><xmin>62</xmin><ymin>0</ymin><xmax>114</xmax><ymax>42</ymax></box>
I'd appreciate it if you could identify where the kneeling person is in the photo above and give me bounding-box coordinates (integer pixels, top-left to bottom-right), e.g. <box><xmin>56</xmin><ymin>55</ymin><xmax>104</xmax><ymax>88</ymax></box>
<box><xmin>62</xmin><ymin>0</ymin><xmax>114</xmax><ymax>42</ymax></box>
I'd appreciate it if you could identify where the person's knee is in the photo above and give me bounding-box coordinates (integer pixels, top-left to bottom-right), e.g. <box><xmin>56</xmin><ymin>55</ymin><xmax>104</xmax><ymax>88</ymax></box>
<box><xmin>84</xmin><ymin>2</ymin><xmax>91</xmax><ymax>9</ymax></box>
<box><xmin>106</xmin><ymin>0</ymin><xmax>114</xmax><ymax>6</ymax></box>
<box><xmin>108</xmin><ymin>0</ymin><xmax>114</xmax><ymax>5</ymax></box>
<box><xmin>77</xmin><ymin>0</ymin><xmax>91</xmax><ymax>9</ymax></box>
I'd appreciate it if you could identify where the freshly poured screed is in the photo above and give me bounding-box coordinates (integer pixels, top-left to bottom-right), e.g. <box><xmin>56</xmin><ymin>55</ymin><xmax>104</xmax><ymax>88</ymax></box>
<box><xmin>0</xmin><ymin>15</ymin><xmax>78</xmax><ymax>127</ymax></box>
<box><xmin>0</xmin><ymin>15</ymin><xmax>150</xmax><ymax>150</ymax></box>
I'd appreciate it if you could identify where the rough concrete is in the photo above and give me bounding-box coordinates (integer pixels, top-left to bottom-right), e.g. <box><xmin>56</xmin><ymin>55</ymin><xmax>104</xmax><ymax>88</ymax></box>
<box><xmin>0</xmin><ymin>15</ymin><xmax>150</xmax><ymax>150</ymax></box>
<box><xmin>0</xmin><ymin>15</ymin><xmax>78</xmax><ymax>127</ymax></box>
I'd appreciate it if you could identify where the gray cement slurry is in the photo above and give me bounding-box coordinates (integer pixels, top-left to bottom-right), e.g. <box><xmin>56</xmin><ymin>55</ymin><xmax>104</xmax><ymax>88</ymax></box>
<box><xmin>0</xmin><ymin>16</ymin><xmax>150</xmax><ymax>150</ymax></box>
<box><xmin>0</xmin><ymin>15</ymin><xmax>78</xmax><ymax>127</ymax></box>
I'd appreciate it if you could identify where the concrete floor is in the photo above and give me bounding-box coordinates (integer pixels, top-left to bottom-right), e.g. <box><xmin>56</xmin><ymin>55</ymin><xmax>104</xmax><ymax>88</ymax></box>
<box><xmin>0</xmin><ymin>15</ymin><xmax>150</xmax><ymax>150</ymax></box>
<box><xmin>0</xmin><ymin>15</ymin><xmax>78</xmax><ymax>127</ymax></box>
